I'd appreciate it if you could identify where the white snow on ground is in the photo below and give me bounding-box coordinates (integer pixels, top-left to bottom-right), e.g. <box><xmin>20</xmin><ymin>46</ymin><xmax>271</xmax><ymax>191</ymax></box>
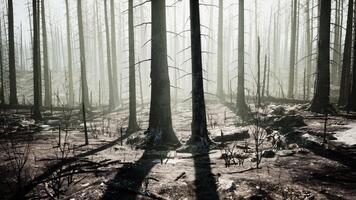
<box><xmin>334</xmin><ymin>122</ymin><xmax>356</xmax><ymax>146</ymax></box>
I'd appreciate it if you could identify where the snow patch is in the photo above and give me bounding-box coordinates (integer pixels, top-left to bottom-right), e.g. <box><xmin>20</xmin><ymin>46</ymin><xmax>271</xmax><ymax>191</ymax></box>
<box><xmin>334</xmin><ymin>122</ymin><xmax>356</xmax><ymax>146</ymax></box>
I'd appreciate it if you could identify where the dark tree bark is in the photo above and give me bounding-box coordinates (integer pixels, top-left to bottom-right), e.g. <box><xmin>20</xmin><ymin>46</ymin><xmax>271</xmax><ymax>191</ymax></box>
<box><xmin>127</xmin><ymin>0</ymin><xmax>139</xmax><ymax>133</ymax></box>
<box><xmin>288</xmin><ymin>0</ymin><xmax>297</xmax><ymax>99</ymax></box>
<box><xmin>257</xmin><ymin>37</ymin><xmax>261</xmax><ymax>107</ymax></box>
<box><xmin>310</xmin><ymin>0</ymin><xmax>331</xmax><ymax>113</ymax></box>
<box><xmin>77</xmin><ymin>0</ymin><xmax>89</xmax><ymax>107</ymax></box>
<box><xmin>33</xmin><ymin>0</ymin><xmax>41</xmax><ymax>120</ymax></box>
<box><xmin>339</xmin><ymin>0</ymin><xmax>353</xmax><ymax>107</ymax></box>
<box><xmin>148</xmin><ymin>0</ymin><xmax>179</xmax><ymax>145</ymax></box>
<box><xmin>65</xmin><ymin>0</ymin><xmax>74</xmax><ymax>106</ymax></box>
<box><xmin>305</xmin><ymin>0</ymin><xmax>312</xmax><ymax>100</ymax></box>
<box><xmin>41</xmin><ymin>0</ymin><xmax>51</xmax><ymax>107</ymax></box>
<box><xmin>332</xmin><ymin>0</ymin><xmax>341</xmax><ymax>85</ymax></box>
<box><xmin>188</xmin><ymin>0</ymin><xmax>211</xmax><ymax>148</ymax></box>
<box><xmin>236</xmin><ymin>0</ymin><xmax>248</xmax><ymax>115</ymax></box>
<box><xmin>104</xmin><ymin>0</ymin><xmax>114</xmax><ymax>110</ymax></box>
<box><xmin>216</xmin><ymin>0</ymin><xmax>224</xmax><ymax>99</ymax></box>
<box><xmin>110</xmin><ymin>0</ymin><xmax>119</xmax><ymax>104</ymax></box>
<box><xmin>348</xmin><ymin>1</ymin><xmax>356</xmax><ymax>111</ymax></box>
<box><xmin>8</xmin><ymin>0</ymin><xmax>18</xmax><ymax>105</ymax></box>
<box><xmin>0</xmin><ymin>19</ymin><xmax>4</xmax><ymax>104</ymax></box>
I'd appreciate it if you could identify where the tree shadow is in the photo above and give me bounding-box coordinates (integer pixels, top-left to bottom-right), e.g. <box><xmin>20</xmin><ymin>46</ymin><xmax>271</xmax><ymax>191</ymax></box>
<box><xmin>193</xmin><ymin>152</ymin><xmax>220</xmax><ymax>200</ymax></box>
<box><xmin>102</xmin><ymin>149</ymin><xmax>167</xmax><ymax>200</ymax></box>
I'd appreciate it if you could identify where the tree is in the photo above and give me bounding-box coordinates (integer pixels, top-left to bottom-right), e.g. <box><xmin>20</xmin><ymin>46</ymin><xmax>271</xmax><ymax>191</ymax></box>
<box><xmin>8</xmin><ymin>0</ymin><xmax>18</xmax><ymax>105</ymax></box>
<box><xmin>41</xmin><ymin>0</ymin><xmax>51</xmax><ymax>107</ymax></box>
<box><xmin>33</xmin><ymin>0</ymin><xmax>41</xmax><ymax>120</ymax></box>
<box><xmin>347</xmin><ymin>1</ymin><xmax>356</xmax><ymax>111</ymax></box>
<box><xmin>127</xmin><ymin>0</ymin><xmax>139</xmax><ymax>133</ymax></box>
<box><xmin>148</xmin><ymin>0</ymin><xmax>179</xmax><ymax>145</ymax></box>
<box><xmin>216</xmin><ymin>0</ymin><xmax>224</xmax><ymax>99</ymax></box>
<box><xmin>236</xmin><ymin>0</ymin><xmax>249</xmax><ymax>115</ymax></box>
<box><xmin>110</xmin><ymin>0</ymin><xmax>119</xmax><ymax>104</ymax></box>
<box><xmin>288</xmin><ymin>0</ymin><xmax>297</xmax><ymax>99</ymax></box>
<box><xmin>104</xmin><ymin>0</ymin><xmax>114</xmax><ymax>110</ymax></box>
<box><xmin>310</xmin><ymin>0</ymin><xmax>331</xmax><ymax>113</ymax></box>
<box><xmin>338</xmin><ymin>0</ymin><xmax>353</xmax><ymax>107</ymax></box>
<box><xmin>65</xmin><ymin>0</ymin><xmax>74</xmax><ymax>106</ymax></box>
<box><xmin>0</xmin><ymin>18</ymin><xmax>4</xmax><ymax>104</ymax></box>
<box><xmin>77</xmin><ymin>0</ymin><xmax>89</xmax><ymax>107</ymax></box>
<box><xmin>188</xmin><ymin>0</ymin><xmax>211</xmax><ymax>148</ymax></box>
<box><xmin>305</xmin><ymin>0</ymin><xmax>312</xmax><ymax>100</ymax></box>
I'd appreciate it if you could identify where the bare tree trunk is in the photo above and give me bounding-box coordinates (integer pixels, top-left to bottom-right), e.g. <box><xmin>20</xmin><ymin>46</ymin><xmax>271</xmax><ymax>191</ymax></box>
<box><xmin>216</xmin><ymin>0</ymin><xmax>224</xmax><ymax>99</ymax></box>
<box><xmin>8</xmin><ymin>0</ymin><xmax>18</xmax><ymax>105</ymax></box>
<box><xmin>262</xmin><ymin>55</ymin><xmax>267</xmax><ymax>98</ymax></box>
<box><xmin>310</xmin><ymin>0</ymin><xmax>331</xmax><ymax>113</ymax></box>
<box><xmin>104</xmin><ymin>0</ymin><xmax>114</xmax><ymax>110</ymax></box>
<box><xmin>257</xmin><ymin>37</ymin><xmax>261</xmax><ymax>107</ymax></box>
<box><xmin>348</xmin><ymin>1</ymin><xmax>356</xmax><ymax>111</ymax></box>
<box><xmin>331</xmin><ymin>0</ymin><xmax>341</xmax><ymax>86</ymax></box>
<box><xmin>305</xmin><ymin>0</ymin><xmax>312</xmax><ymax>100</ymax></box>
<box><xmin>41</xmin><ymin>0</ymin><xmax>51</xmax><ymax>107</ymax></box>
<box><xmin>33</xmin><ymin>0</ymin><xmax>41</xmax><ymax>120</ymax></box>
<box><xmin>0</xmin><ymin>19</ymin><xmax>4</xmax><ymax>104</ymax></box>
<box><xmin>236</xmin><ymin>0</ymin><xmax>248</xmax><ymax>115</ymax></box>
<box><xmin>110</xmin><ymin>0</ymin><xmax>119</xmax><ymax>104</ymax></box>
<box><xmin>188</xmin><ymin>0</ymin><xmax>211</xmax><ymax>148</ymax></box>
<box><xmin>338</xmin><ymin>0</ymin><xmax>353</xmax><ymax>106</ymax></box>
<box><xmin>65</xmin><ymin>0</ymin><xmax>74</xmax><ymax>106</ymax></box>
<box><xmin>127</xmin><ymin>0</ymin><xmax>139</xmax><ymax>133</ymax></box>
<box><xmin>288</xmin><ymin>0</ymin><xmax>297</xmax><ymax>99</ymax></box>
<box><xmin>148</xmin><ymin>0</ymin><xmax>179</xmax><ymax>145</ymax></box>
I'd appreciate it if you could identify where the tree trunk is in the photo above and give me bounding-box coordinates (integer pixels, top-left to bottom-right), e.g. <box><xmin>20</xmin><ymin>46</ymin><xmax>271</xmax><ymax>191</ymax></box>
<box><xmin>348</xmin><ymin>2</ymin><xmax>356</xmax><ymax>111</ymax></box>
<box><xmin>288</xmin><ymin>0</ymin><xmax>297</xmax><ymax>99</ymax></box>
<box><xmin>65</xmin><ymin>0</ymin><xmax>74</xmax><ymax>106</ymax></box>
<box><xmin>104</xmin><ymin>0</ymin><xmax>114</xmax><ymax>110</ymax></box>
<box><xmin>331</xmin><ymin>0</ymin><xmax>341</xmax><ymax>86</ymax></box>
<box><xmin>41</xmin><ymin>0</ymin><xmax>51</xmax><ymax>107</ymax></box>
<box><xmin>8</xmin><ymin>0</ymin><xmax>18</xmax><ymax>105</ymax></box>
<box><xmin>77</xmin><ymin>0</ymin><xmax>89</xmax><ymax>107</ymax></box>
<box><xmin>236</xmin><ymin>0</ymin><xmax>248</xmax><ymax>115</ymax></box>
<box><xmin>148</xmin><ymin>0</ymin><xmax>179</xmax><ymax>145</ymax></box>
<box><xmin>338</xmin><ymin>0</ymin><xmax>353</xmax><ymax>106</ymax></box>
<box><xmin>216</xmin><ymin>0</ymin><xmax>224</xmax><ymax>99</ymax></box>
<box><xmin>33</xmin><ymin>0</ymin><xmax>41</xmax><ymax>120</ymax></box>
<box><xmin>257</xmin><ymin>37</ymin><xmax>261</xmax><ymax>107</ymax></box>
<box><xmin>110</xmin><ymin>0</ymin><xmax>119</xmax><ymax>104</ymax></box>
<box><xmin>310</xmin><ymin>0</ymin><xmax>331</xmax><ymax>113</ymax></box>
<box><xmin>0</xmin><ymin>18</ymin><xmax>4</xmax><ymax>104</ymax></box>
<box><xmin>305</xmin><ymin>0</ymin><xmax>312</xmax><ymax>100</ymax></box>
<box><xmin>188</xmin><ymin>0</ymin><xmax>211</xmax><ymax>148</ymax></box>
<box><xmin>127</xmin><ymin>0</ymin><xmax>139</xmax><ymax>133</ymax></box>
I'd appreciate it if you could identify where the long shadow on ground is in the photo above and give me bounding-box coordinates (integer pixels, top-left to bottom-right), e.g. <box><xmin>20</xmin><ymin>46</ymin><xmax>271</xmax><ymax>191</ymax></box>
<box><xmin>102</xmin><ymin>150</ymin><xmax>167</xmax><ymax>200</ymax></box>
<box><xmin>193</xmin><ymin>152</ymin><xmax>219</xmax><ymax>200</ymax></box>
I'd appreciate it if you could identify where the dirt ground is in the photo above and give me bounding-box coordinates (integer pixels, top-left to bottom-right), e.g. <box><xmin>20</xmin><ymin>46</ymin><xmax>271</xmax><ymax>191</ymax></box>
<box><xmin>0</xmin><ymin>100</ymin><xmax>356</xmax><ymax>200</ymax></box>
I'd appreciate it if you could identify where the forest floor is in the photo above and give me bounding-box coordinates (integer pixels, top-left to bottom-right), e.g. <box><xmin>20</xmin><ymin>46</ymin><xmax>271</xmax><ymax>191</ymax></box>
<box><xmin>0</xmin><ymin>99</ymin><xmax>356</xmax><ymax>200</ymax></box>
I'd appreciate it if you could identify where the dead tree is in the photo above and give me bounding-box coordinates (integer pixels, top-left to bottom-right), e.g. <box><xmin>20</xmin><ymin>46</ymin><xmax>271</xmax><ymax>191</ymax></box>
<box><xmin>41</xmin><ymin>0</ymin><xmax>51</xmax><ymax>107</ymax></box>
<box><xmin>216</xmin><ymin>0</ymin><xmax>224</xmax><ymax>99</ymax></box>
<box><xmin>127</xmin><ymin>0</ymin><xmax>139</xmax><ymax>133</ymax></box>
<box><xmin>33</xmin><ymin>0</ymin><xmax>42</xmax><ymax>120</ymax></box>
<box><xmin>65</xmin><ymin>0</ymin><xmax>74</xmax><ymax>106</ymax></box>
<box><xmin>104</xmin><ymin>0</ymin><xmax>114</xmax><ymax>110</ymax></box>
<box><xmin>8</xmin><ymin>0</ymin><xmax>18</xmax><ymax>105</ymax></box>
<box><xmin>110</xmin><ymin>0</ymin><xmax>119</xmax><ymax>104</ymax></box>
<box><xmin>310</xmin><ymin>0</ymin><xmax>331</xmax><ymax>113</ymax></box>
<box><xmin>148</xmin><ymin>0</ymin><xmax>179</xmax><ymax>145</ymax></box>
<box><xmin>257</xmin><ymin>37</ymin><xmax>261</xmax><ymax>107</ymax></box>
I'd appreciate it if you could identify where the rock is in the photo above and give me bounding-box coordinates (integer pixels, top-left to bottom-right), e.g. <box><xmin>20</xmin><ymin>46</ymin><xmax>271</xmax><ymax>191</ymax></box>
<box><xmin>270</xmin><ymin>105</ymin><xmax>286</xmax><ymax>116</ymax></box>
<box><xmin>262</xmin><ymin>150</ymin><xmax>275</xmax><ymax>158</ymax></box>
<box><xmin>294</xmin><ymin>148</ymin><xmax>310</xmax><ymax>154</ymax></box>
<box><xmin>212</xmin><ymin>130</ymin><xmax>250</xmax><ymax>142</ymax></box>
<box><xmin>273</xmin><ymin>115</ymin><xmax>307</xmax><ymax>128</ymax></box>
<box><xmin>277</xmin><ymin>150</ymin><xmax>295</xmax><ymax>157</ymax></box>
<box><xmin>288</xmin><ymin>143</ymin><xmax>299</xmax><ymax>149</ymax></box>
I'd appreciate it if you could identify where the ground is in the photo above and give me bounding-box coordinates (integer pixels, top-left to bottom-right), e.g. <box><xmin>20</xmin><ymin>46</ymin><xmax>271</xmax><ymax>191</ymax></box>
<box><xmin>0</xmin><ymin>99</ymin><xmax>356</xmax><ymax>200</ymax></box>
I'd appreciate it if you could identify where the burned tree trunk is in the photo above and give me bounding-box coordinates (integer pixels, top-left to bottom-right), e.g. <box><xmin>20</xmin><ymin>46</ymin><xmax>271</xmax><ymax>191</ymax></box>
<box><xmin>65</xmin><ymin>0</ymin><xmax>74</xmax><ymax>106</ymax></box>
<box><xmin>188</xmin><ymin>0</ymin><xmax>211</xmax><ymax>148</ymax></box>
<box><xmin>216</xmin><ymin>0</ymin><xmax>224</xmax><ymax>99</ymax></box>
<box><xmin>8</xmin><ymin>0</ymin><xmax>18</xmax><ymax>105</ymax></box>
<box><xmin>127</xmin><ymin>0</ymin><xmax>139</xmax><ymax>133</ymax></box>
<box><xmin>310</xmin><ymin>0</ymin><xmax>331</xmax><ymax>113</ymax></box>
<box><xmin>236</xmin><ymin>0</ymin><xmax>249</xmax><ymax>115</ymax></box>
<box><xmin>339</xmin><ymin>0</ymin><xmax>353</xmax><ymax>107</ymax></box>
<box><xmin>148</xmin><ymin>0</ymin><xmax>179</xmax><ymax>145</ymax></box>
<box><xmin>41</xmin><ymin>0</ymin><xmax>51</xmax><ymax>107</ymax></box>
<box><xmin>104</xmin><ymin>0</ymin><xmax>114</xmax><ymax>110</ymax></box>
<box><xmin>33</xmin><ymin>0</ymin><xmax>41</xmax><ymax>120</ymax></box>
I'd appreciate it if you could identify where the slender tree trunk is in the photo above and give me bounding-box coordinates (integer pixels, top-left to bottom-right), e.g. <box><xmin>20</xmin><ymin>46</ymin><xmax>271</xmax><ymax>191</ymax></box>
<box><xmin>33</xmin><ymin>0</ymin><xmax>41</xmax><ymax>120</ymax></box>
<box><xmin>305</xmin><ymin>0</ymin><xmax>312</xmax><ymax>100</ymax></box>
<box><xmin>236</xmin><ymin>0</ymin><xmax>248</xmax><ymax>115</ymax></box>
<box><xmin>148</xmin><ymin>0</ymin><xmax>179</xmax><ymax>145</ymax></box>
<box><xmin>257</xmin><ymin>37</ymin><xmax>261</xmax><ymax>107</ymax></box>
<box><xmin>127</xmin><ymin>0</ymin><xmax>139</xmax><ymax>133</ymax></box>
<box><xmin>0</xmin><ymin>19</ymin><xmax>4</xmax><ymax>104</ymax></box>
<box><xmin>332</xmin><ymin>0</ymin><xmax>341</xmax><ymax>86</ymax></box>
<box><xmin>77</xmin><ymin>0</ymin><xmax>89</xmax><ymax>107</ymax></box>
<box><xmin>338</xmin><ymin>0</ymin><xmax>353</xmax><ymax>106</ymax></box>
<box><xmin>288</xmin><ymin>0</ymin><xmax>297</xmax><ymax>99</ymax></box>
<box><xmin>216</xmin><ymin>0</ymin><xmax>224</xmax><ymax>99</ymax></box>
<box><xmin>348</xmin><ymin>2</ymin><xmax>356</xmax><ymax>110</ymax></box>
<box><xmin>65</xmin><ymin>0</ymin><xmax>74</xmax><ymax>106</ymax></box>
<box><xmin>8</xmin><ymin>0</ymin><xmax>18</xmax><ymax>105</ymax></box>
<box><xmin>41</xmin><ymin>0</ymin><xmax>51</xmax><ymax>107</ymax></box>
<box><xmin>104</xmin><ymin>0</ymin><xmax>114</xmax><ymax>110</ymax></box>
<box><xmin>95</xmin><ymin>0</ymin><xmax>105</xmax><ymax>101</ymax></box>
<box><xmin>37</xmin><ymin>0</ymin><xmax>41</xmax><ymax>107</ymax></box>
<box><xmin>310</xmin><ymin>0</ymin><xmax>331</xmax><ymax>113</ymax></box>
<box><xmin>110</xmin><ymin>0</ymin><xmax>119</xmax><ymax>104</ymax></box>
<box><xmin>188</xmin><ymin>0</ymin><xmax>211</xmax><ymax>148</ymax></box>
<box><xmin>262</xmin><ymin>55</ymin><xmax>267</xmax><ymax>98</ymax></box>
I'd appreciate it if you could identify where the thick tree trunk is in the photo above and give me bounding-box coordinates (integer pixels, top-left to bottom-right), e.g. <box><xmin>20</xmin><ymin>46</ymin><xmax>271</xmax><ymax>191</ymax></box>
<box><xmin>41</xmin><ymin>0</ymin><xmax>51</xmax><ymax>107</ymax></box>
<box><xmin>348</xmin><ymin>2</ymin><xmax>356</xmax><ymax>111</ymax></box>
<box><xmin>189</xmin><ymin>0</ymin><xmax>211</xmax><ymax>148</ymax></box>
<box><xmin>310</xmin><ymin>0</ymin><xmax>331</xmax><ymax>113</ymax></box>
<box><xmin>65</xmin><ymin>0</ymin><xmax>74</xmax><ymax>106</ymax></box>
<box><xmin>8</xmin><ymin>0</ymin><xmax>18</xmax><ymax>105</ymax></box>
<box><xmin>110</xmin><ymin>0</ymin><xmax>119</xmax><ymax>104</ymax></box>
<box><xmin>33</xmin><ymin>0</ymin><xmax>41</xmax><ymax>120</ymax></box>
<box><xmin>288</xmin><ymin>0</ymin><xmax>297</xmax><ymax>99</ymax></box>
<box><xmin>332</xmin><ymin>0</ymin><xmax>341</xmax><ymax>86</ymax></box>
<box><xmin>148</xmin><ymin>0</ymin><xmax>179</xmax><ymax>145</ymax></box>
<box><xmin>104</xmin><ymin>0</ymin><xmax>114</xmax><ymax>110</ymax></box>
<box><xmin>77</xmin><ymin>0</ymin><xmax>89</xmax><ymax>107</ymax></box>
<box><xmin>338</xmin><ymin>0</ymin><xmax>353</xmax><ymax>106</ymax></box>
<box><xmin>236</xmin><ymin>0</ymin><xmax>248</xmax><ymax>115</ymax></box>
<box><xmin>127</xmin><ymin>0</ymin><xmax>139</xmax><ymax>133</ymax></box>
<box><xmin>216</xmin><ymin>0</ymin><xmax>224</xmax><ymax>99</ymax></box>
